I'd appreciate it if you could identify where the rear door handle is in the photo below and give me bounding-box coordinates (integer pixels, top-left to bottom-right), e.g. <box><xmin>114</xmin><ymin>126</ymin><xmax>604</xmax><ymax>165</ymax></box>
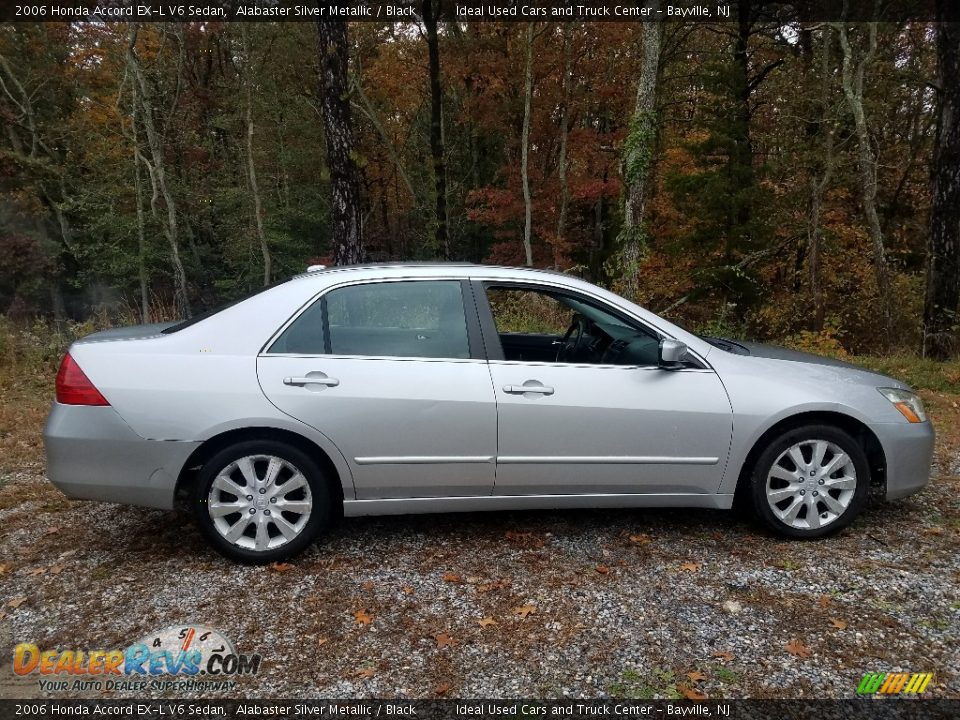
<box><xmin>504</xmin><ymin>383</ymin><xmax>554</xmax><ymax>395</ymax></box>
<box><xmin>283</xmin><ymin>376</ymin><xmax>340</xmax><ymax>387</ymax></box>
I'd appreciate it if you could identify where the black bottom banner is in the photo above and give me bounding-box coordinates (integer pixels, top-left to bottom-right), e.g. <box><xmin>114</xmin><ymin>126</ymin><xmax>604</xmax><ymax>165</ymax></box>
<box><xmin>4</xmin><ymin>700</ymin><xmax>960</xmax><ymax>720</ymax></box>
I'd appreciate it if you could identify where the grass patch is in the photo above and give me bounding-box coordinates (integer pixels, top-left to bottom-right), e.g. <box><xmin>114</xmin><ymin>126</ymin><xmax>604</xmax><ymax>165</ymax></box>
<box><xmin>712</xmin><ymin>664</ymin><xmax>740</xmax><ymax>683</ymax></box>
<box><xmin>608</xmin><ymin>668</ymin><xmax>681</xmax><ymax>700</ymax></box>
<box><xmin>847</xmin><ymin>355</ymin><xmax>960</xmax><ymax>394</ymax></box>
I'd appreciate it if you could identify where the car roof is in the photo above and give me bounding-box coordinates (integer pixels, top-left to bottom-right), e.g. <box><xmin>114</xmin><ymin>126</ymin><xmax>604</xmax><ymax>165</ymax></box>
<box><xmin>290</xmin><ymin>262</ymin><xmax>572</xmax><ymax>282</ymax></box>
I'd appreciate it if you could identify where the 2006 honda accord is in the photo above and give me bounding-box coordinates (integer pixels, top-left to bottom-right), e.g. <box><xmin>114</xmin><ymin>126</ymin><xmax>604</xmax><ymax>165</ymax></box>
<box><xmin>44</xmin><ymin>263</ymin><xmax>934</xmax><ymax>562</ymax></box>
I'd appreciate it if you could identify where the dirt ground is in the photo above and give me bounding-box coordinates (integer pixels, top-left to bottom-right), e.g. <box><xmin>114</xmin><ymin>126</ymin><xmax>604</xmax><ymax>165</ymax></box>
<box><xmin>1</xmin><ymin>381</ymin><xmax>958</xmax><ymax>700</ymax></box>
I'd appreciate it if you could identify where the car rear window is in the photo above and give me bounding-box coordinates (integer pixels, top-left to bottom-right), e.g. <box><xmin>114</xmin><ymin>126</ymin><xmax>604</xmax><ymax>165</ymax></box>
<box><xmin>161</xmin><ymin>281</ymin><xmax>288</xmax><ymax>334</ymax></box>
<box><xmin>269</xmin><ymin>280</ymin><xmax>471</xmax><ymax>359</ymax></box>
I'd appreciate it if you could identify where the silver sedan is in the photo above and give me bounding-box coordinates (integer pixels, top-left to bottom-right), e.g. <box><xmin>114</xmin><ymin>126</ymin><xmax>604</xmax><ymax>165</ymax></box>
<box><xmin>44</xmin><ymin>264</ymin><xmax>934</xmax><ymax>563</ymax></box>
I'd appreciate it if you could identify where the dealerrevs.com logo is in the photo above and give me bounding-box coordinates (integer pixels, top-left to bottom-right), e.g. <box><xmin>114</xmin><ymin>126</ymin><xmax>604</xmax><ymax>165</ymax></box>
<box><xmin>12</xmin><ymin>625</ymin><xmax>261</xmax><ymax>693</ymax></box>
<box><xmin>856</xmin><ymin>672</ymin><xmax>933</xmax><ymax>695</ymax></box>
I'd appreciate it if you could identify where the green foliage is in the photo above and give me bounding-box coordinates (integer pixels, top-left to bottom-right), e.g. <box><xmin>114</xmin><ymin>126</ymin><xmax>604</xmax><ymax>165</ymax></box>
<box><xmin>622</xmin><ymin>110</ymin><xmax>657</xmax><ymax>189</ymax></box>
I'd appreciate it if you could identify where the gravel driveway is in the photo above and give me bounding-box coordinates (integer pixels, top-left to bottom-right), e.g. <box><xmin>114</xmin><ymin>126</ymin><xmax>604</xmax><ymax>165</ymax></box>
<box><xmin>1</xmin><ymin>456</ymin><xmax>958</xmax><ymax>701</ymax></box>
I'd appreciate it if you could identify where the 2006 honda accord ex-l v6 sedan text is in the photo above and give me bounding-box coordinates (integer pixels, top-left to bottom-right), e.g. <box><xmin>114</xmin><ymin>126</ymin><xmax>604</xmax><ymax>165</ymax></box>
<box><xmin>44</xmin><ymin>263</ymin><xmax>934</xmax><ymax>562</ymax></box>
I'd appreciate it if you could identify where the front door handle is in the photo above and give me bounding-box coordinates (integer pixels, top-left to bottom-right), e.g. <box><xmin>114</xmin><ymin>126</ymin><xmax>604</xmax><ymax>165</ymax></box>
<box><xmin>504</xmin><ymin>383</ymin><xmax>554</xmax><ymax>395</ymax></box>
<box><xmin>283</xmin><ymin>375</ymin><xmax>340</xmax><ymax>387</ymax></box>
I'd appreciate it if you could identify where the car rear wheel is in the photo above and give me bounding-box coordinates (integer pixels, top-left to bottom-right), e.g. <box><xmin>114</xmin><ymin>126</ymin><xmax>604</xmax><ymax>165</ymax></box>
<box><xmin>192</xmin><ymin>440</ymin><xmax>332</xmax><ymax>563</ymax></box>
<box><xmin>750</xmin><ymin>424</ymin><xmax>870</xmax><ymax>539</ymax></box>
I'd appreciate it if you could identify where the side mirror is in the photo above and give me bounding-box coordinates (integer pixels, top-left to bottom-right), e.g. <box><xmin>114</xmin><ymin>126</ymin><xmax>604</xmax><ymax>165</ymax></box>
<box><xmin>658</xmin><ymin>338</ymin><xmax>688</xmax><ymax>369</ymax></box>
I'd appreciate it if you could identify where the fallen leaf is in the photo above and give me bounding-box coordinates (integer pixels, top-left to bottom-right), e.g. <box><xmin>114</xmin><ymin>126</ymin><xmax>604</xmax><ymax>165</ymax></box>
<box><xmin>361</xmin><ymin>580</ymin><xmax>375</xmax><ymax>591</ymax></box>
<box><xmin>28</xmin><ymin>567</ymin><xmax>47</xmax><ymax>576</ymax></box>
<box><xmin>817</xmin><ymin>595</ymin><xmax>832</xmax><ymax>608</ymax></box>
<box><xmin>433</xmin><ymin>682</ymin><xmax>451</xmax><ymax>696</ymax></box>
<box><xmin>8</xmin><ymin>596</ymin><xmax>28</xmax><ymax>609</ymax></box>
<box><xmin>629</xmin><ymin>534</ymin><xmax>651</xmax><ymax>544</ymax></box>
<box><xmin>0</xmin><ymin>564</ymin><xmax>9</xmax><ymax>575</ymax></box>
<box><xmin>402</xmin><ymin>585</ymin><xmax>415</xmax><ymax>595</ymax></box>
<box><xmin>829</xmin><ymin>618</ymin><xmax>848</xmax><ymax>630</ymax></box>
<box><xmin>45</xmin><ymin>527</ymin><xmax>60</xmax><ymax>536</ymax></box>
<box><xmin>317</xmin><ymin>637</ymin><xmax>329</xmax><ymax>647</ymax></box>
<box><xmin>442</xmin><ymin>572</ymin><xmax>462</xmax><ymax>583</ymax></box>
<box><xmin>435</xmin><ymin>632</ymin><xmax>457</xmax><ymax>648</ymax></box>
<box><xmin>465</xmin><ymin>576</ymin><xmax>482</xmax><ymax>584</ymax></box>
<box><xmin>119</xmin><ymin>576</ymin><xmax>135</xmax><ymax>582</ymax></box>
<box><xmin>712</xmin><ymin>651</ymin><xmax>735</xmax><ymax>662</ymax></box>
<box><xmin>478</xmin><ymin>617</ymin><xmax>497</xmax><ymax>628</ymax></box>
<box><xmin>270</xmin><ymin>562</ymin><xmax>293</xmax><ymax>573</ymax></box>
<box><xmin>922</xmin><ymin>527</ymin><xmax>944</xmax><ymax>536</ymax></box>
<box><xmin>59</xmin><ymin>550</ymin><xmax>77</xmax><ymax>559</ymax></box>
<box><xmin>513</xmin><ymin>604</ymin><xmax>537</xmax><ymax>619</ymax></box>
<box><xmin>686</xmin><ymin>670</ymin><xmax>708</xmax><ymax>683</ymax></box>
<box><xmin>680</xmin><ymin>561</ymin><xmax>701</xmax><ymax>572</ymax></box>
<box><xmin>477</xmin><ymin>579</ymin><xmax>510</xmax><ymax>594</ymax></box>
<box><xmin>353</xmin><ymin>667</ymin><xmax>375</xmax><ymax>679</ymax></box>
<box><xmin>48</xmin><ymin>564</ymin><xmax>65</xmax><ymax>575</ymax></box>
<box><xmin>354</xmin><ymin>609</ymin><xmax>374</xmax><ymax>626</ymax></box>
<box><xmin>784</xmin><ymin>639</ymin><xmax>812</xmax><ymax>658</ymax></box>
<box><xmin>679</xmin><ymin>685</ymin><xmax>707</xmax><ymax>700</ymax></box>
<box><xmin>595</xmin><ymin>565</ymin><xmax>610</xmax><ymax>575</ymax></box>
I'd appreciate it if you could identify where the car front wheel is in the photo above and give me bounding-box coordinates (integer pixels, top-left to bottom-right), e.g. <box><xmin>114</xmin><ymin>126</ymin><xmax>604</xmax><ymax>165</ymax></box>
<box><xmin>750</xmin><ymin>424</ymin><xmax>870</xmax><ymax>539</ymax></box>
<box><xmin>192</xmin><ymin>440</ymin><xmax>331</xmax><ymax>563</ymax></box>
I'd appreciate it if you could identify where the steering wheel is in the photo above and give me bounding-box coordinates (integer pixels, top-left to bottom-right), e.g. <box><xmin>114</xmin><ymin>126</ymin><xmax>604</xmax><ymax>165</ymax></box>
<box><xmin>556</xmin><ymin>314</ymin><xmax>589</xmax><ymax>362</ymax></box>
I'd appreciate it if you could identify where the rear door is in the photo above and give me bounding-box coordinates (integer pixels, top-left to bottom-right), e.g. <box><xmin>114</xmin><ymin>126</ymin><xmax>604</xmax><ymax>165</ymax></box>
<box><xmin>257</xmin><ymin>278</ymin><xmax>497</xmax><ymax>499</ymax></box>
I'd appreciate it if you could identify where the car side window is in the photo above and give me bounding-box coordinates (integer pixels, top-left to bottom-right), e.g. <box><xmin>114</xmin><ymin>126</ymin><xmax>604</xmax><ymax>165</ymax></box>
<box><xmin>485</xmin><ymin>285</ymin><xmax>661</xmax><ymax>366</ymax></box>
<box><xmin>269</xmin><ymin>280</ymin><xmax>471</xmax><ymax>359</ymax></box>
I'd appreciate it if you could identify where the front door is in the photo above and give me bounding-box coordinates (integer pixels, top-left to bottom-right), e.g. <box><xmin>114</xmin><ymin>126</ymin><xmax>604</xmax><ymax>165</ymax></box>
<box><xmin>257</xmin><ymin>279</ymin><xmax>497</xmax><ymax>499</ymax></box>
<box><xmin>479</xmin><ymin>283</ymin><xmax>733</xmax><ymax>496</ymax></box>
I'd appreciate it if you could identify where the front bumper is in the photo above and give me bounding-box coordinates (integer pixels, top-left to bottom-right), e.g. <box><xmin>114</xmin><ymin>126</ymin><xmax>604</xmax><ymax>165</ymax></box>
<box><xmin>869</xmin><ymin>420</ymin><xmax>935</xmax><ymax>501</ymax></box>
<box><xmin>43</xmin><ymin>403</ymin><xmax>200</xmax><ymax>510</ymax></box>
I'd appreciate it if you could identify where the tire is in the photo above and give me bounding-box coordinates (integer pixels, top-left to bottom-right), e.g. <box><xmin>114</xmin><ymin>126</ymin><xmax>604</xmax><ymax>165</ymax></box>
<box><xmin>192</xmin><ymin>439</ymin><xmax>333</xmax><ymax>563</ymax></box>
<box><xmin>749</xmin><ymin>424</ymin><xmax>870</xmax><ymax>539</ymax></box>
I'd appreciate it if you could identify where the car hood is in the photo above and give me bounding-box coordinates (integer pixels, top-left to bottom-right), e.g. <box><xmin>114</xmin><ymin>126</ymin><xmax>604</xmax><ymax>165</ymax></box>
<box><xmin>709</xmin><ymin>338</ymin><xmax>907</xmax><ymax>389</ymax></box>
<box><xmin>74</xmin><ymin>322</ymin><xmax>176</xmax><ymax>344</ymax></box>
<box><xmin>732</xmin><ymin>340</ymin><xmax>861</xmax><ymax>370</ymax></box>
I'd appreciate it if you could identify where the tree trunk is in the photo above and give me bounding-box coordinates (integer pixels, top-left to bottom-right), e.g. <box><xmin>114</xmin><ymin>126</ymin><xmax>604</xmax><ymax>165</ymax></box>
<box><xmin>131</xmin><ymin>89</ymin><xmax>150</xmax><ymax>323</ymax></box>
<box><xmin>620</xmin><ymin>9</ymin><xmax>661</xmax><ymax>298</ymax></box>
<box><xmin>807</xmin><ymin>26</ymin><xmax>836</xmax><ymax>332</ymax></box>
<box><xmin>243</xmin><ymin>26</ymin><xmax>271</xmax><ymax>286</ymax></box>
<box><xmin>423</xmin><ymin>0</ymin><xmax>449</xmax><ymax>259</ymax></box>
<box><xmin>520</xmin><ymin>22</ymin><xmax>535</xmax><ymax>267</ymax></box>
<box><xmin>836</xmin><ymin>21</ymin><xmax>892</xmax><ymax>336</ymax></box>
<box><xmin>924</xmin><ymin>9</ymin><xmax>960</xmax><ymax>359</ymax></box>
<box><xmin>127</xmin><ymin>25</ymin><xmax>190</xmax><ymax>318</ymax></box>
<box><xmin>730</xmin><ymin>0</ymin><xmax>755</xmax><ymax>257</ymax></box>
<box><xmin>316</xmin><ymin>20</ymin><xmax>364</xmax><ymax>266</ymax></box>
<box><xmin>554</xmin><ymin>23</ymin><xmax>572</xmax><ymax>270</ymax></box>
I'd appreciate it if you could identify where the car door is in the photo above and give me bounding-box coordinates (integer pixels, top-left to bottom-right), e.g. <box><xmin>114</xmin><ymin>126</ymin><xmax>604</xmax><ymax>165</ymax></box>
<box><xmin>257</xmin><ymin>278</ymin><xmax>496</xmax><ymax>499</ymax></box>
<box><xmin>477</xmin><ymin>281</ymin><xmax>733</xmax><ymax>496</ymax></box>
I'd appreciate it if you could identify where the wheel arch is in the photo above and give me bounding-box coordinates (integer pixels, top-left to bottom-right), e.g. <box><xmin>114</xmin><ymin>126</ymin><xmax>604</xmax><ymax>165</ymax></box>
<box><xmin>734</xmin><ymin>411</ymin><xmax>887</xmax><ymax>503</ymax></box>
<box><xmin>174</xmin><ymin>426</ymin><xmax>345</xmax><ymax>516</ymax></box>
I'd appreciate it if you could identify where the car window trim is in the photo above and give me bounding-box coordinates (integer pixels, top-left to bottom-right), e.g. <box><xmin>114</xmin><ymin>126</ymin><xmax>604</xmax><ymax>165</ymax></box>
<box><xmin>262</xmin><ymin>277</ymin><xmax>485</xmax><ymax>362</ymax></box>
<box><xmin>471</xmin><ymin>278</ymin><xmax>710</xmax><ymax>371</ymax></box>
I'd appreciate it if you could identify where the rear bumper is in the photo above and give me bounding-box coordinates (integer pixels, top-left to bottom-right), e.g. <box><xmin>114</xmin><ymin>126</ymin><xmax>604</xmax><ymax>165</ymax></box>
<box><xmin>43</xmin><ymin>403</ymin><xmax>200</xmax><ymax>510</ymax></box>
<box><xmin>870</xmin><ymin>420</ymin><xmax>935</xmax><ymax>501</ymax></box>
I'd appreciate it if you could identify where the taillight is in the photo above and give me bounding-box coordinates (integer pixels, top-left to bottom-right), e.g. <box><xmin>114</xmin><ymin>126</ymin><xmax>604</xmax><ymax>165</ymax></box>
<box><xmin>55</xmin><ymin>354</ymin><xmax>109</xmax><ymax>406</ymax></box>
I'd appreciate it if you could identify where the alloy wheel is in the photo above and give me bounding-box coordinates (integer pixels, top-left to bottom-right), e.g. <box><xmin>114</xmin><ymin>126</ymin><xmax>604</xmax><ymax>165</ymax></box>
<box><xmin>206</xmin><ymin>454</ymin><xmax>313</xmax><ymax>552</ymax></box>
<box><xmin>765</xmin><ymin>439</ymin><xmax>857</xmax><ymax>531</ymax></box>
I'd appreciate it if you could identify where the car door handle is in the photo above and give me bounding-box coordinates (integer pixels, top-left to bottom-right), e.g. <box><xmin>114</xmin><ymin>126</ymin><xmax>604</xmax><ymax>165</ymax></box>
<box><xmin>283</xmin><ymin>376</ymin><xmax>340</xmax><ymax>387</ymax></box>
<box><xmin>504</xmin><ymin>384</ymin><xmax>554</xmax><ymax>395</ymax></box>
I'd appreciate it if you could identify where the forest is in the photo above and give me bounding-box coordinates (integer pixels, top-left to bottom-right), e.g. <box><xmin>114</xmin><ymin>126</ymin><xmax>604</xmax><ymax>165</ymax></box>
<box><xmin>1</xmin><ymin>5</ymin><xmax>959</xmax><ymax>359</ymax></box>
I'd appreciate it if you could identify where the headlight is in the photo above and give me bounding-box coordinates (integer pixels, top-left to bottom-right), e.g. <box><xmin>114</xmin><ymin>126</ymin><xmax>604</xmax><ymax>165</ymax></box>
<box><xmin>878</xmin><ymin>387</ymin><xmax>927</xmax><ymax>423</ymax></box>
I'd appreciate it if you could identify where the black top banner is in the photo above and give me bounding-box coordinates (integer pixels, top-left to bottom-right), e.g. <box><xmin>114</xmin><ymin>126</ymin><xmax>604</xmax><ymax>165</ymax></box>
<box><xmin>2</xmin><ymin>0</ymin><xmax>957</xmax><ymax>24</ymax></box>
